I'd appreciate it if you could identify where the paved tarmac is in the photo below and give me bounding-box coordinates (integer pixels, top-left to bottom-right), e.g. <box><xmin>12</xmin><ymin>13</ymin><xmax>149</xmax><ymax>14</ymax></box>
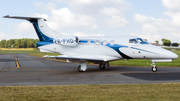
<box><xmin>0</xmin><ymin>54</ymin><xmax>180</xmax><ymax>86</ymax></box>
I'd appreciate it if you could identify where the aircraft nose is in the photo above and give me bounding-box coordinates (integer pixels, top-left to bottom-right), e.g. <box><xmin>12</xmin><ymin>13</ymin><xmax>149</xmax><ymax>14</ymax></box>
<box><xmin>154</xmin><ymin>46</ymin><xmax>178</xmax><ymax>59</ymax></box>
<box><xmin>163</xmin><ymin>50</ymin><xmax>178</xmax><ymax>59</ymax></box>
<box><xmin>170</xmin><ymin>52</ymin><xmax>178</xmax><ymax>59</ymax></box>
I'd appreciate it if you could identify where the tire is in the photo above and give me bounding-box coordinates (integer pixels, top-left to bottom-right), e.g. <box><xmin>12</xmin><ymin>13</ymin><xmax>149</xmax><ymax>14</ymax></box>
<box><xmin>152</xmin><ymin>66</ymin><xmax>157</xmax><ymax>72</ymax></box>
<box><xmin>99</xmin><ymin>63</ymin><xmax>105</xmax><ymax>70</ymax></box>
<box><xmin>78</xmin><ymin>65</ymin><xmax>84</xmax><ymax>72</ymax></box>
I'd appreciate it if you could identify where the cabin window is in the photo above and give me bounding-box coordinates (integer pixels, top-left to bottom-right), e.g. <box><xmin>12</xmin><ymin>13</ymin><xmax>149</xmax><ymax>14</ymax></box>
<box><xmin>57</xmin><ymin>39</ymin><xmax>60</xmax><ymax>44</ymax></box>
<box><xmin>103</xmin><ymin>40</ymin><xmax>107</xmax><ymax>45</ymax></box>
<box><xmin>110</xmin><ymin>40</ymin><xmax>114</xmax><ymax>46</ymax></box>
<box><xmin>95</xmin><ymin>40</ymin><xmax>100</xmax><ymax>45</ymax></box>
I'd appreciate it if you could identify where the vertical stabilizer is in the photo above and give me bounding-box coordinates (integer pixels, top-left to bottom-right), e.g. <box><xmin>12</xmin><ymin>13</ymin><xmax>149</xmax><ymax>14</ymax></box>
<box><xmin>3</xmin><ymin>15</ymin><xmax>55</xmax><ymax>41</ymax></box>
<box><xmin>30</xmin><ymin>19</ymin><xmax>54</xmax><ymax>41</ymax></box>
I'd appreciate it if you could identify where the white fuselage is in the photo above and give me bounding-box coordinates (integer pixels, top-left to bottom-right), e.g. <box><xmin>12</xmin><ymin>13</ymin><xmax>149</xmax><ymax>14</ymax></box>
<box><xmin>38</xmin><ymin>36</ymin><xmax>178</xmax><ymax>62</ymax></box>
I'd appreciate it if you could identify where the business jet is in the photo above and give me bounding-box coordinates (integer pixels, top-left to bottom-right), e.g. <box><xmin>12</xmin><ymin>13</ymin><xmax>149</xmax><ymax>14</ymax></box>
<box><xmin>3</xmin><ymin>15</ymin><xmax>178</xmax><ymax>72</ymax></box>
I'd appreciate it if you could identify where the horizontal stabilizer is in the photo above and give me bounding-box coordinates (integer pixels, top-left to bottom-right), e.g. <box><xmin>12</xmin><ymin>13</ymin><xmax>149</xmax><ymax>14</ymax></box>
<box><xmin>3</xmin><ymin>15</ymin><xmax>47</xmax><ymax>21</ymax></box>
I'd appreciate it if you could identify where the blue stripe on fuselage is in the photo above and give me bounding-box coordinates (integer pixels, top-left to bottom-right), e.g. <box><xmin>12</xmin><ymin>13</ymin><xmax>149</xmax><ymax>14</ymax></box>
<box><xmin>79</xmin><ymin>40</ymin><xmax>133</xmax><ymax>59</ymax></box>
<box><xmin>130</xmin><ymin>47</ymin><xmax>157</xmax><ymax>54</ymax></box>
<box><xmin>36</xmin><ymin>40</ymin><xmax>54</xmax><ymax>47</ymax></box>
<box><xmin>106</xmin><ymin>44</ymin><xmax>133</xmax><ymax>59</ymax></box>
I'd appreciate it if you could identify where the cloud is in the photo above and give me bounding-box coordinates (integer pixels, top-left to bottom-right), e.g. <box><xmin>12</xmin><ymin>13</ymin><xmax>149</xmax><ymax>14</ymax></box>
<box><xmin>33</xmin><ymin>13</ymin><xmax>49</xmax><ymax>20</ymax></box>
<box><xmin>142</xmin><ymin>23</ymin><xmax>156</xmax><ymax>33</ymax></box>
<box><xmin>49</xmin><ymin>8</ymin><xmax>98</xmax><ymax>30</ymax></box>
<box><xmin>0</xmin><ymin>32</ymin><xmax>9</xmax><ymax>40</ymax></box>
<box><xmin>16</xmin><ymin>21</ymin><xmax>33</xmax><ymax>32</ymax></box>
<box><xmin>14</xmin><ymin>21</ymin><xmax>45</xmax><ymax>39</ymax></box>
<box><xmin>99</xmin><ymin>7</ymin><xmax>128</xmax><ymax>28</ymax></box>
<box><xmin>163</xmin><ymin>10</ymin><xmax>180</xmax><ymax>26</ymax></box>
<box><xmin>106</xmin><ymin>16</ymin><xmax>128</xmax><ymax>27</ymax></box>
<box><xmin>99</xmin><ymin>7</ymin><xmax>121</xmax><ymax>16</ymax></box>
<box><xmin>133</xmin><ymin>13</ymin><xmax>180</xmax><ymax>43</ymax></box>
<box><xmin>61</xmin><ymin>32</ymin><xmax>105</xmax><ymax>36</ymax></box>
<box><xmin>16</xmin><ymin>7</ymin><xmax>98</xmax><ymax>35</ymax></box>
<box><xmin>53</xmin><ymin>0</ymin><xmax>131</xmax><ymax>8</ymax></box>
<box><xmin>161</xmin><ymin>0</ymin><xmax>180</xmax><ymax>27</ymax></box>
<box><xmin>52</xmin><ymin>0</ymin><xmax>132</xmax><ymax>15</ymax></box>
<box><xmin>73</xmin><ymin>32</ymin><xmax>105</xmax><ymax>36</ymax></box>
<box><xmin>161</xmin><ymin>0</ymin><xmax>180</xmax><ymax>11</ymax></box>
<box><xmin>11</xmin><ymin>0</ymin><xmax>131</xmax><ymax>40</ymax></box>
<box><xmin>35</xmin><ymin>2</ymin><xmax>56</xmax><ymax>11</ymax></box>
<box><xmin>134</xmin><ymin>13</ymin><xmax>156</xmax><ymax>23</ymax></box>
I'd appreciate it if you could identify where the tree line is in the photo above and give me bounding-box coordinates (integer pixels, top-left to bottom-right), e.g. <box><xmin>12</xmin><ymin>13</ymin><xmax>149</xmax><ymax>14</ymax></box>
<box><xmin>0</xmin><ymin>39</ymin><xmax>39</xmax><ymax>48</ymax></box>
<box><xmin>0</xmin><ymin>38</ymin><xmax>179</xmax><ymax>48</ymax></box>
<box><xmin>155</xmin><ymin>39</ymin><xmax>179</xmax><ymax>47</ymax></box>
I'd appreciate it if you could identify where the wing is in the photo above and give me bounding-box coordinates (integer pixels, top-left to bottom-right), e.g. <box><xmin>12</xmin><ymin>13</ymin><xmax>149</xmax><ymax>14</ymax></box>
<box><xmin>43</xmin><ymin>55</ymin><xmax>105</xmax><ymax>63</ymax></box>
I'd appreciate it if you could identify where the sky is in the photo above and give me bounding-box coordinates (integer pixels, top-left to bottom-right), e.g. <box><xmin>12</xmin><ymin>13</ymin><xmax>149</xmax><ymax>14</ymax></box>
<box><xmin>0</xmin><ymin>0</ymin><xmax>180</xmax><ymax>44</ymax></box>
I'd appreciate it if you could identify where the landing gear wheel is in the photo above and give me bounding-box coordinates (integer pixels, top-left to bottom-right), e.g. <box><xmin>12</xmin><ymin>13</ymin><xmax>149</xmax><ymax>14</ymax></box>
<box><xmin>152</xmin><ymin>66</ymin><xmax>157</xmax><ymax>72</ymax></box>
<box><xmin>99</xmin><ymin>63</ymin><xmax>106</xmax><ymax>70</ymax></box>
<box><xmin>78</xmin><ymin>65</ymin><xmax>84</xmax><ymax>72</ymax></box>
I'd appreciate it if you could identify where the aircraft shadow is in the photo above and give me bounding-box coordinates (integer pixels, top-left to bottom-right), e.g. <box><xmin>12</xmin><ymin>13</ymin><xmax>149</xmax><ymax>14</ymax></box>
<box><xmin>122</xmin><ymin>73</ymin><xmax>180</xmax><ymax>81</ymax></box>
<box><xmin>57</xmin><ymin>66</ymin><xmax>180</xmax><ymax>81</ymax></box>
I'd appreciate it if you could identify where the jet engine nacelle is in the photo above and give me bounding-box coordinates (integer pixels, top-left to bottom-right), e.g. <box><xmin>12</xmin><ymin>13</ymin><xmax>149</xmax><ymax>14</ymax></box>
<box><xmin>53</xmin><ymin>36</ymin><xmax>79</xmax><ymax>47</ymax></box>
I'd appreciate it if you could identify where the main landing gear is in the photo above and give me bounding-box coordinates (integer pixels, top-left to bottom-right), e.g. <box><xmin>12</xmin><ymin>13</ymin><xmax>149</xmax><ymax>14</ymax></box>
<box><xmin>78</xmin><ymin>61</ymin><xmax>88</xmax><ymax>72</ymax></box>
<box><xmin>151</xmin><ymin>62</ymin><xmax>157</xmax><ymax>72</ymax></box>
<box><xmin>99</xmin><ymin>62</ymin><xmax>109</xmax><ymax>70</ymax></box>
<box><xmin>78</xmin><ymin>62</ymin><xmax>109</xmax><ymax>72</ymax></box>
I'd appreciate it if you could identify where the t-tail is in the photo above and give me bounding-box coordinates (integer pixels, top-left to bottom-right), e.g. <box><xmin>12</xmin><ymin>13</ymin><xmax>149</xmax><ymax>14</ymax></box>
<box><xmin>3</xmin><ymin>15</ymin><xmax>79</xmax><ymax>52</ymax></box>
<box><xmin>3</xmin><ymin>15</ymin><xmax>55</xmax><ymax>42</ymax></box>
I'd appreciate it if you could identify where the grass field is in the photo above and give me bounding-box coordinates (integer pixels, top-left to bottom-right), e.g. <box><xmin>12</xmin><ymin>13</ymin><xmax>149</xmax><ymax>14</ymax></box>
<box><xmin>0</xmin><ymin>49</ymin><xmax>180</xmax><ymax>101</ymax></box>
<box><xmin>0</xmin><ymin>49</ymin><xmax>60</xmax><ymax>57</ymax></box>
<box><xmin>0</xmin><ymin>48</ymin><xmax>35</xmax><ymax>50</ymax></box>
<box><xmin>0</xmin><ymin>83</ymin><xmax>180</xmax><ymax>101</ymax></box>
<box><xmin>0</xmin><ymin>49</ymin><xmax>179</xmax><ymax>67</ymax></box>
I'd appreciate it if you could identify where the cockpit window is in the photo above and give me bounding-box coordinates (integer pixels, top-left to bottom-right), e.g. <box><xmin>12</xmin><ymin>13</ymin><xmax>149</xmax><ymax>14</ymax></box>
<box><xmin>129</xmin><ymin>39</ymin><xmax>137</xmax><ymax>44</ymax></box>
<box><xmin>137</xmin><ymin>38</ymin><xmax>149</xmax><ymax>44</ymax></box>
<box><xmin>129</xmin><ymin>38</ymin><xmax>149</xmax><ymax>44</ymax></box>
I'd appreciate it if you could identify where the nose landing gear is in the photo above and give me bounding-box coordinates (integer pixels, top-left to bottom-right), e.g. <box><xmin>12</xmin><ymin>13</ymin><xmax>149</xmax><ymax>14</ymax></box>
<box><xmin>151</xmin><ymin>62</ymin><xmax>157</xmax><ymax>72</ymax></box>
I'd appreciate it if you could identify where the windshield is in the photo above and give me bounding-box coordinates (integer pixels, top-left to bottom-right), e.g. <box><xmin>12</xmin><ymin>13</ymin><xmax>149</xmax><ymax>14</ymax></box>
<box><xmin>137</xmin><ymin>38</ymin><xmax>149</xmax><ymax>44</ymax></box>
<box><xmin>129</xmin><ymin>38</ymin><xmax>149</xmax><ymax>44</ymax></box>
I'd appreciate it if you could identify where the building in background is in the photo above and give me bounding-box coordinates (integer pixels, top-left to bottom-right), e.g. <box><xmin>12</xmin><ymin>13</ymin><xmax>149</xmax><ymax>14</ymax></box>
<box><xmin>151</xmin><ymin>43</ymin><xmax>161</xmax><ymax>46</ymax></box>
